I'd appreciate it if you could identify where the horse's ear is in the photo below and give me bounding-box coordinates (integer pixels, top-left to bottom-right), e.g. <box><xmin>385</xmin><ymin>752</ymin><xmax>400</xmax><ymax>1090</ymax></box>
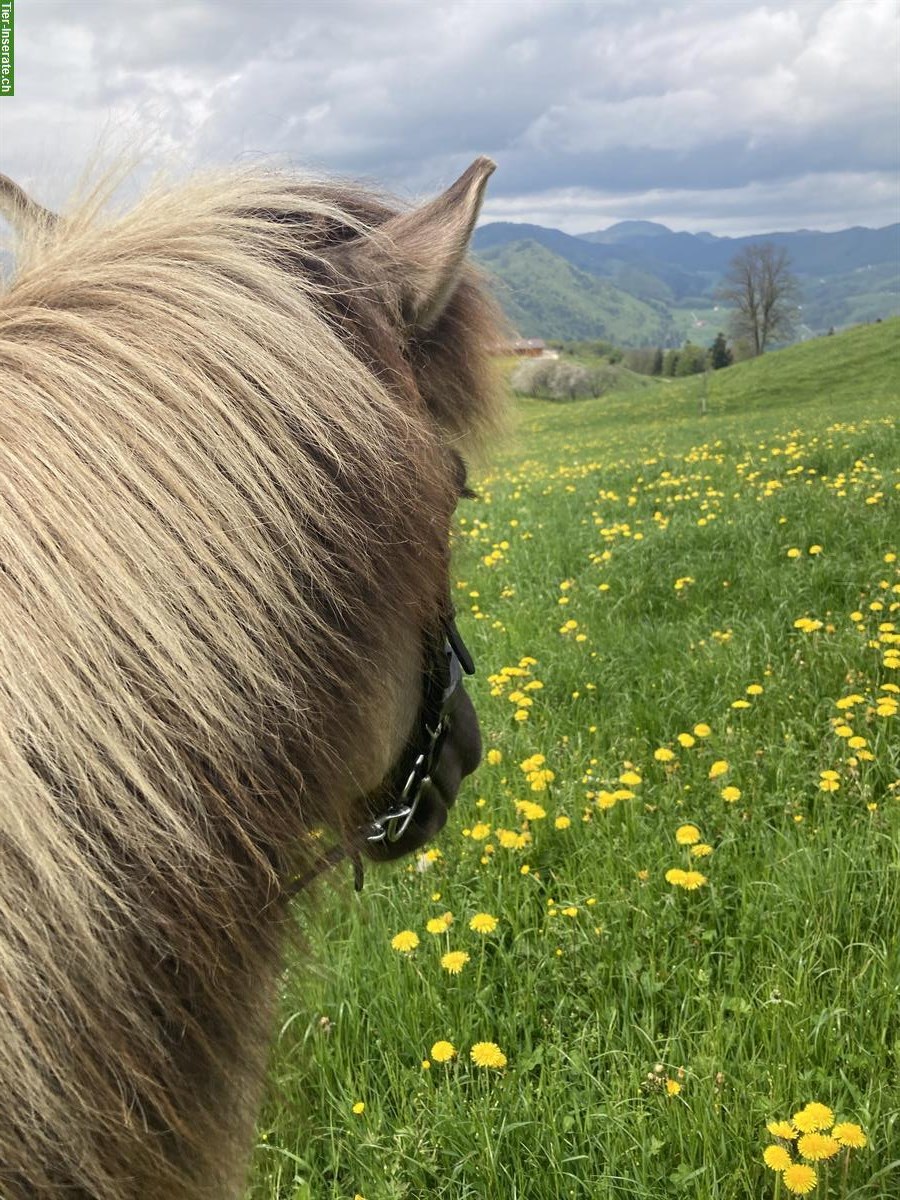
<box><xmin>338</xmin><ymin>157</ymin><xmax>495</xmax><ymax>334</ymax></box>
<box><xmin>0</xmin><ymin>174</ymin><xmax>58</xmax><ymax>233</ymax></box>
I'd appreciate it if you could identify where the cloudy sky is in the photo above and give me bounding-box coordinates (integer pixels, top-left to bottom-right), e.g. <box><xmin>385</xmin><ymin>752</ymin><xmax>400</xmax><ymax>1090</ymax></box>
<box><xmin>2</xmin><ymin>0</ymin><xmax>898</xmax><ymax>236</ymax></box>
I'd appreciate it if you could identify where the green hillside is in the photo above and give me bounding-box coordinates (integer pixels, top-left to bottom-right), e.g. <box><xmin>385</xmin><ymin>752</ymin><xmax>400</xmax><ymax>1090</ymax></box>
<box><xmin>478</xmin><ymin>239</ymin><xmax>677</xmax><ymax>344</ymax></box>
<box><xmin>474</xmin><ymin>226</ymin><xmax>900</xmax><ymax>347</ymax></box>
<box><xmin>506</xmin><ymin>318</ymin><xmax>900</xmax><ymax>437</ymax></box>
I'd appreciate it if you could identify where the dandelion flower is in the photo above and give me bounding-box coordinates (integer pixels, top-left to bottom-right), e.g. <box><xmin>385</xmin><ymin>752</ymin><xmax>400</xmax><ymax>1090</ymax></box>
<box><xmin>832</xmin><ymin>1122</ymin><xmax>867</xmax><ymax>1148</ymax></box>
<box><xmin>654</xmin><ymin>747</ymin><xmax>675</xmax><ymax>762</ymax></box>
<box><xmin>793</xmin><ymin>1102</ymin><xmax>834</xmax><ymax>1132</ymax></box>
<box><xmin>767</xmin><ymin>1120</ymin><xmax>798</xmax><ymax>1140</ymax></box>
<box><xmin>691</xmin><ymin>843</ymin><xmax>713</xmax><ymax>858</ymax></box>
<box><xmin>554</xmin><ymin>815</ymin><xmax>571</xmax><ymax>830</ymax></box>
<box><xmin>441</xmin><ymin>951</ymin><xmax>470</xmax><ymax>975</ymax></box>
<box><xmin>782</xmin><ymin>1163</ymin><xmax>817</xmax><ymax>1194</ymax></box>
<box><xmin>430</xmin><ymin>1040</ymin><xmax>456</xmax><ymax>1063</ymax></box>
<box><xmin>675</xmin><ymin>823</ymin><xmax>701</xmax><ymax>845</ymax></box>
<box><xmin>797</xmin><ymin>1132</ymin><xmax>840</xmax><ymax>1161</ymax></box>
<box><xmin>470</xmin><ymin>1042</ymin><xmax>507</xmax><ymax>1068</ymax></box>
<box><xmin>352</xmin><ymin>1101</ymin><xmax>365</xmax><ymax>1115</ymax></box>
<box><xmin>486</xmin><ymin>749</ymin><xmax>502</xmax><ymax>765</ymax></box>
<box><xmin>666</xmin><ymin>1078</ymin><xmax>682</xmax><ymax>1096</ymax></box>
<box><xmin>677</xmin><ymin>732</ymin><xmax>696</xmax><ymax>748</ymax></box>
<box><xmin>516</xmin><ymin>800</ymin><xmax>547</xmax><ymax>821</ymax></box>
<box><xmin>426</xmin><ymin>917</ymin><xmax>448</xmax><ymax>935</ymax></box>
<box><xmin>764</xmin><ymin>1145</ymin><xmax>793</xmax><ymax>1170</ymax></box>
<box><xmin>620</xmin><ymin>770</ymin><xmax>642</xmax><ymax>786</ymax></box>
<box><xmin>665</xmin><ymin>868</ymin><xmax>688</xmax><ymax>886</ymax></box>
<box><xmin>694</xmin><ymin>723</ymin><xmax>712</xmax><ymax>737</ymax></box>
<box><xmin>680</xmin><ymin>871</ymin><xmax>707</xmax><ymax>890</ymax></box>
<box><xmin>709</xmin><ymin>759</ymin><xmax>729</xmax><ymax>779</ymax></box>
<box><xmin>391</xmin><ymin>930</ymin><xmax>419</xmax><ymax>953</ymax></box>
<box><xmin>469</xmin><ymin>913</ymin><xmax>498</xmax><ymax>934</ymax></box>
<box><xmin>721</xmin><ymin>786</ymin><xmax>741</xmax><ymax>802</ymax></box>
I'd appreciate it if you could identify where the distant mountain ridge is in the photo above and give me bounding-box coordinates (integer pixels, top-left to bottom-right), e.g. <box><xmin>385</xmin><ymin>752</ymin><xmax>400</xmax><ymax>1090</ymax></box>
<box><xmin>473</xmin><ymin>218</ymin><xmax>900</xmax><ymax>346</ymax></box>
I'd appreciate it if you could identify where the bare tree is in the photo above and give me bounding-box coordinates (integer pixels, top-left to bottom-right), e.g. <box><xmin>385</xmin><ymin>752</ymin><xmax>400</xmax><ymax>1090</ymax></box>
<box><xmin>717</xmin><ymin>242</ymin><xmax>800</xmax><ymax>355</ymax></box>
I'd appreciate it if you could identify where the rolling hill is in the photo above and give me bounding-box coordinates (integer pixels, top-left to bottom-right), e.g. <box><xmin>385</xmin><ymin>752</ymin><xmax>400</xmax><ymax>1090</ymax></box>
<box><xmin>473</xmin><ymin>218</ymin><xmax>900</xmax><ymax>347</ymax></box>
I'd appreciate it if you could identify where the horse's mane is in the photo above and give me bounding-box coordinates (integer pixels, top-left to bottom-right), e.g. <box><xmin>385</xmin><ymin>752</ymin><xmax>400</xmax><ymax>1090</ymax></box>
<box><xmin>0</xmin><ymin>164</ymin><xmax>505</xmax><ymax>1198</ymax></box>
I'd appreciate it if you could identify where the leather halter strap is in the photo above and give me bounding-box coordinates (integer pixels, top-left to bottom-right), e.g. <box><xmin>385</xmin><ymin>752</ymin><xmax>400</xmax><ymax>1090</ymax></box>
<box><xmin>286</xmin><ymin>611</ymin><xmax>474</xmax><ymax>897</ymax></box>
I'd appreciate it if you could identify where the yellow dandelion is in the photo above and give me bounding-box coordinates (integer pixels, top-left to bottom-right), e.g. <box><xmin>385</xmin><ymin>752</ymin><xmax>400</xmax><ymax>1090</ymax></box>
<box><xmin>390</xmin><ymin>930</ymin><xmax>419</xmax><ymax>953</ymax></box>
<box><xmin>694</xmin><ymin>723</ymin><xmax>712</xmax><ymax>737</ymax></box>
<box><xmin>677</xmin><ymin>732</ymin><xmax>696</xmax><ymax>748</ymax></box>
<box><xmin>787</xmin><ymin>547</ymin><xmax>802</xmax><ymax>559</ymax></box>
<box><xmin>832</xmin><ymin>1122</ymin><xmax>867</xmax><ymax>1148</ymax></box>
<box><xmin>352</xmin><ymin>1101</ymin><xmax>365</xmax><ymax>1115</ymax></box>
<box><xmin>793</xmin><ymin>1103</ymin><xmax>835</xmax><ymax>1132</ymax></box>
<box><xmin>721</xmin><ymin>785</ymin><xmax>742</xmax><ymax>802</ymax></box>
<box><xmin>470</xmin><ymin>822</ymin><xmax>491</xmax><ymax>840</ymax></box>
<box><xmin>516</xmin><ymin>800</ymin><xmax>547</xmax><ymax>821</ymax></box>
<box><xmin>708</xmin><ymin>759</ymin><xmax>729</xmax><ymax>779</ymax></box>
<box><xmin>620</xmin><ymin>770</ymin><xmax>642</xmax><ymax>786</ymax></box>
<box><xmin>430</xmin><ymin>1040</ymin><xmax>456</xmax><ymax>1063</ymax></box>
<box><xmin>680</xmin><ymin>871</ymin><xmax>707</xmax><ymax>890</ymax></box>
<box><xmin>554</xmin><ymin>814</ymin><xmax>571</xmax><ymax>829</ymax></box>
<box><xmin>665</xmin><ymin>868</ymin><xmax>688</xmax><ymax>886</ymax></box>
<box><xmin>426</xmin><ymin>917</ymin><xmax>449</xmax><ymax>935</ymax></box>
<box><xmin>764</xmin><ymin>1145</ymin><xmax>793</xmax><ymax>1171</ymax></box>
<box><xmin>691</xmin><ymin>843</ymin><xmax>713</xmax><ymax>858</ymax></box>
<box><xmin>782</xmin><ymin>1163</ymin><xmax>817</xmax><ymax>1194</ymax></box>
<box><xmin>440</xmin><ymin>951</ymin><xmax>470</xmax><ymax>975</ymax></box>
<box><xmin>654</xmin><ymin>747</ymin><xmax>675</xmax><ymax>762</ymax></box>
<box><xmin>666</xmin><ymin>1078</ymin><xmax>682</xmax><ymax>1096</ymax></box>
<box><xmin>675</xmin><ymin>823</ymin><xmax>701</xmax><ymax>845</ymax></box>
<box><xmin>767</xmin><ymin>1120</ymin><xmax>799</xmax><ymax>1140</ymax></box>
<box><xmin>562</xmin><ymin>906</ymin><xmax>578</xmax><ymax>918</ymax></box>
<box><xmin>747</xmin><ymin>684</ymin><xmax>764</xmax><ymax>695</ymax></box>
<box><xmin>486</xmin><ymin>749</ymin><xmax>502</xmax><ymax>765</ymax></box>
<box><xmin>470</xmin><ymin>1041</ymin><xmax>507</xmax><ymax>1068</ymax></box>
<box><xmin>469</xmin><ymin>913</ymin><xmax>498</xmax><ymax>934</ymax></box>
<box><xmin>797</xmin><ymin>1132</ymin><xmax>840</xmax><ymax>1161</ymax></box>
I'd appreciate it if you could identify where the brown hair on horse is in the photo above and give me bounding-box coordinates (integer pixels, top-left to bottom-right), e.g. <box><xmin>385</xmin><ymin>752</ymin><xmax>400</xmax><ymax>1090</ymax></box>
<box><xmin>0</xmin><ymin>158</ymin><xmax>506</xmax><ymax>1199</ymax></box>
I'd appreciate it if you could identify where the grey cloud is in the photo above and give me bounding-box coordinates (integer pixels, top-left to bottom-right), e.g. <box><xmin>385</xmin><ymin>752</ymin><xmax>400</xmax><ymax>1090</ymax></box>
<box><xmin>1</xmin><ymin>0</ymin><xmax>897</xmax><ymax>235</ymax></box>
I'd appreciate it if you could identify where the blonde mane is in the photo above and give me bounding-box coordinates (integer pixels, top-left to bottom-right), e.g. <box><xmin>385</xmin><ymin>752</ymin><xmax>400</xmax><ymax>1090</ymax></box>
<box><xmin>0</xmin><ymin>161</ymin><xmax>505</xmax><ymax>1199</ymax></box>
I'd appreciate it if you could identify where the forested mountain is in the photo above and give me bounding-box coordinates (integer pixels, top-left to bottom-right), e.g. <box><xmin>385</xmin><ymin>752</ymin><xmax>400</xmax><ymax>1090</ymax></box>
<box><xmin>472</xmin><ymin>220</ymin><xmax>900</xmax><ymax>346</ymax></box>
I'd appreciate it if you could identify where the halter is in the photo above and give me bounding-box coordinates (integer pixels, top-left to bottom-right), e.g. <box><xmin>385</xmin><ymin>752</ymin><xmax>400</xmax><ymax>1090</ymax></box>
<box><xmin>287</xmin><ymin>609</ymin><xmax>475</xmax><ymax>896</ymax></box>
<box><xmin>361</xmin><ymin>613</ymin><xmax>474</xmax><ymax>849</ymax></box>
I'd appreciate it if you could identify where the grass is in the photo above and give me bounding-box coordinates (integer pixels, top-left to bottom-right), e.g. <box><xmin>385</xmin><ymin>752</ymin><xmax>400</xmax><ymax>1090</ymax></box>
<box><xmin>247</xmin><ymin>321</ymin><xmax>899</xmax><ymax>1199</ymax></box>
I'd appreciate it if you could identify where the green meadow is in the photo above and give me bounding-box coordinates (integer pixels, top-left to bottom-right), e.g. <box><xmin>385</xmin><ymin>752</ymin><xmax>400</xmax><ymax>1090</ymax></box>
<box><xmin>249</xmin><ymin>320</ymin><xmax>900</xmax><ymax>1200</ymax></box>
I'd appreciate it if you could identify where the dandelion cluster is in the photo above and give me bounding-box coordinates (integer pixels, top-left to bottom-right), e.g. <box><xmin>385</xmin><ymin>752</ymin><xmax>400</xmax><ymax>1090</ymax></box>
<box><xmin>763</xmin><ymin>1103</ymin><xmax>867</xmax><ymax>1194</ymax></box>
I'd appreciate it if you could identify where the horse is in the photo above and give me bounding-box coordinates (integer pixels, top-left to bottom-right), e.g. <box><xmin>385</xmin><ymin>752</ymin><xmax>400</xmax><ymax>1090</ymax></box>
<box><xmin>0</xmin><ymin>157</ymin><xmax>505</xmax><ymax>1199</ymax></box>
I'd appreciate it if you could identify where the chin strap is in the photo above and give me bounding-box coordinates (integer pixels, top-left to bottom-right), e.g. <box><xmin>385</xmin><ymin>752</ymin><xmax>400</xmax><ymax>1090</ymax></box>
<box><xmin>284</xmin><ymin>843</ymin><xmax>365</xmax><ymax>899</ymax></box>
<box><xmin>284</xmin><ymin>607</ymin><xmax>475</xmax><ymax>901</ymax></box>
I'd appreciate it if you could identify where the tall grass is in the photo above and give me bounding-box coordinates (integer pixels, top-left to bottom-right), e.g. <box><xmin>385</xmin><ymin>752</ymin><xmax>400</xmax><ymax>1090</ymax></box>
<box><xmin>248</xmin><ymin>322</ymin><xmax>899</xmax><ymax>1199</ymax></box>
